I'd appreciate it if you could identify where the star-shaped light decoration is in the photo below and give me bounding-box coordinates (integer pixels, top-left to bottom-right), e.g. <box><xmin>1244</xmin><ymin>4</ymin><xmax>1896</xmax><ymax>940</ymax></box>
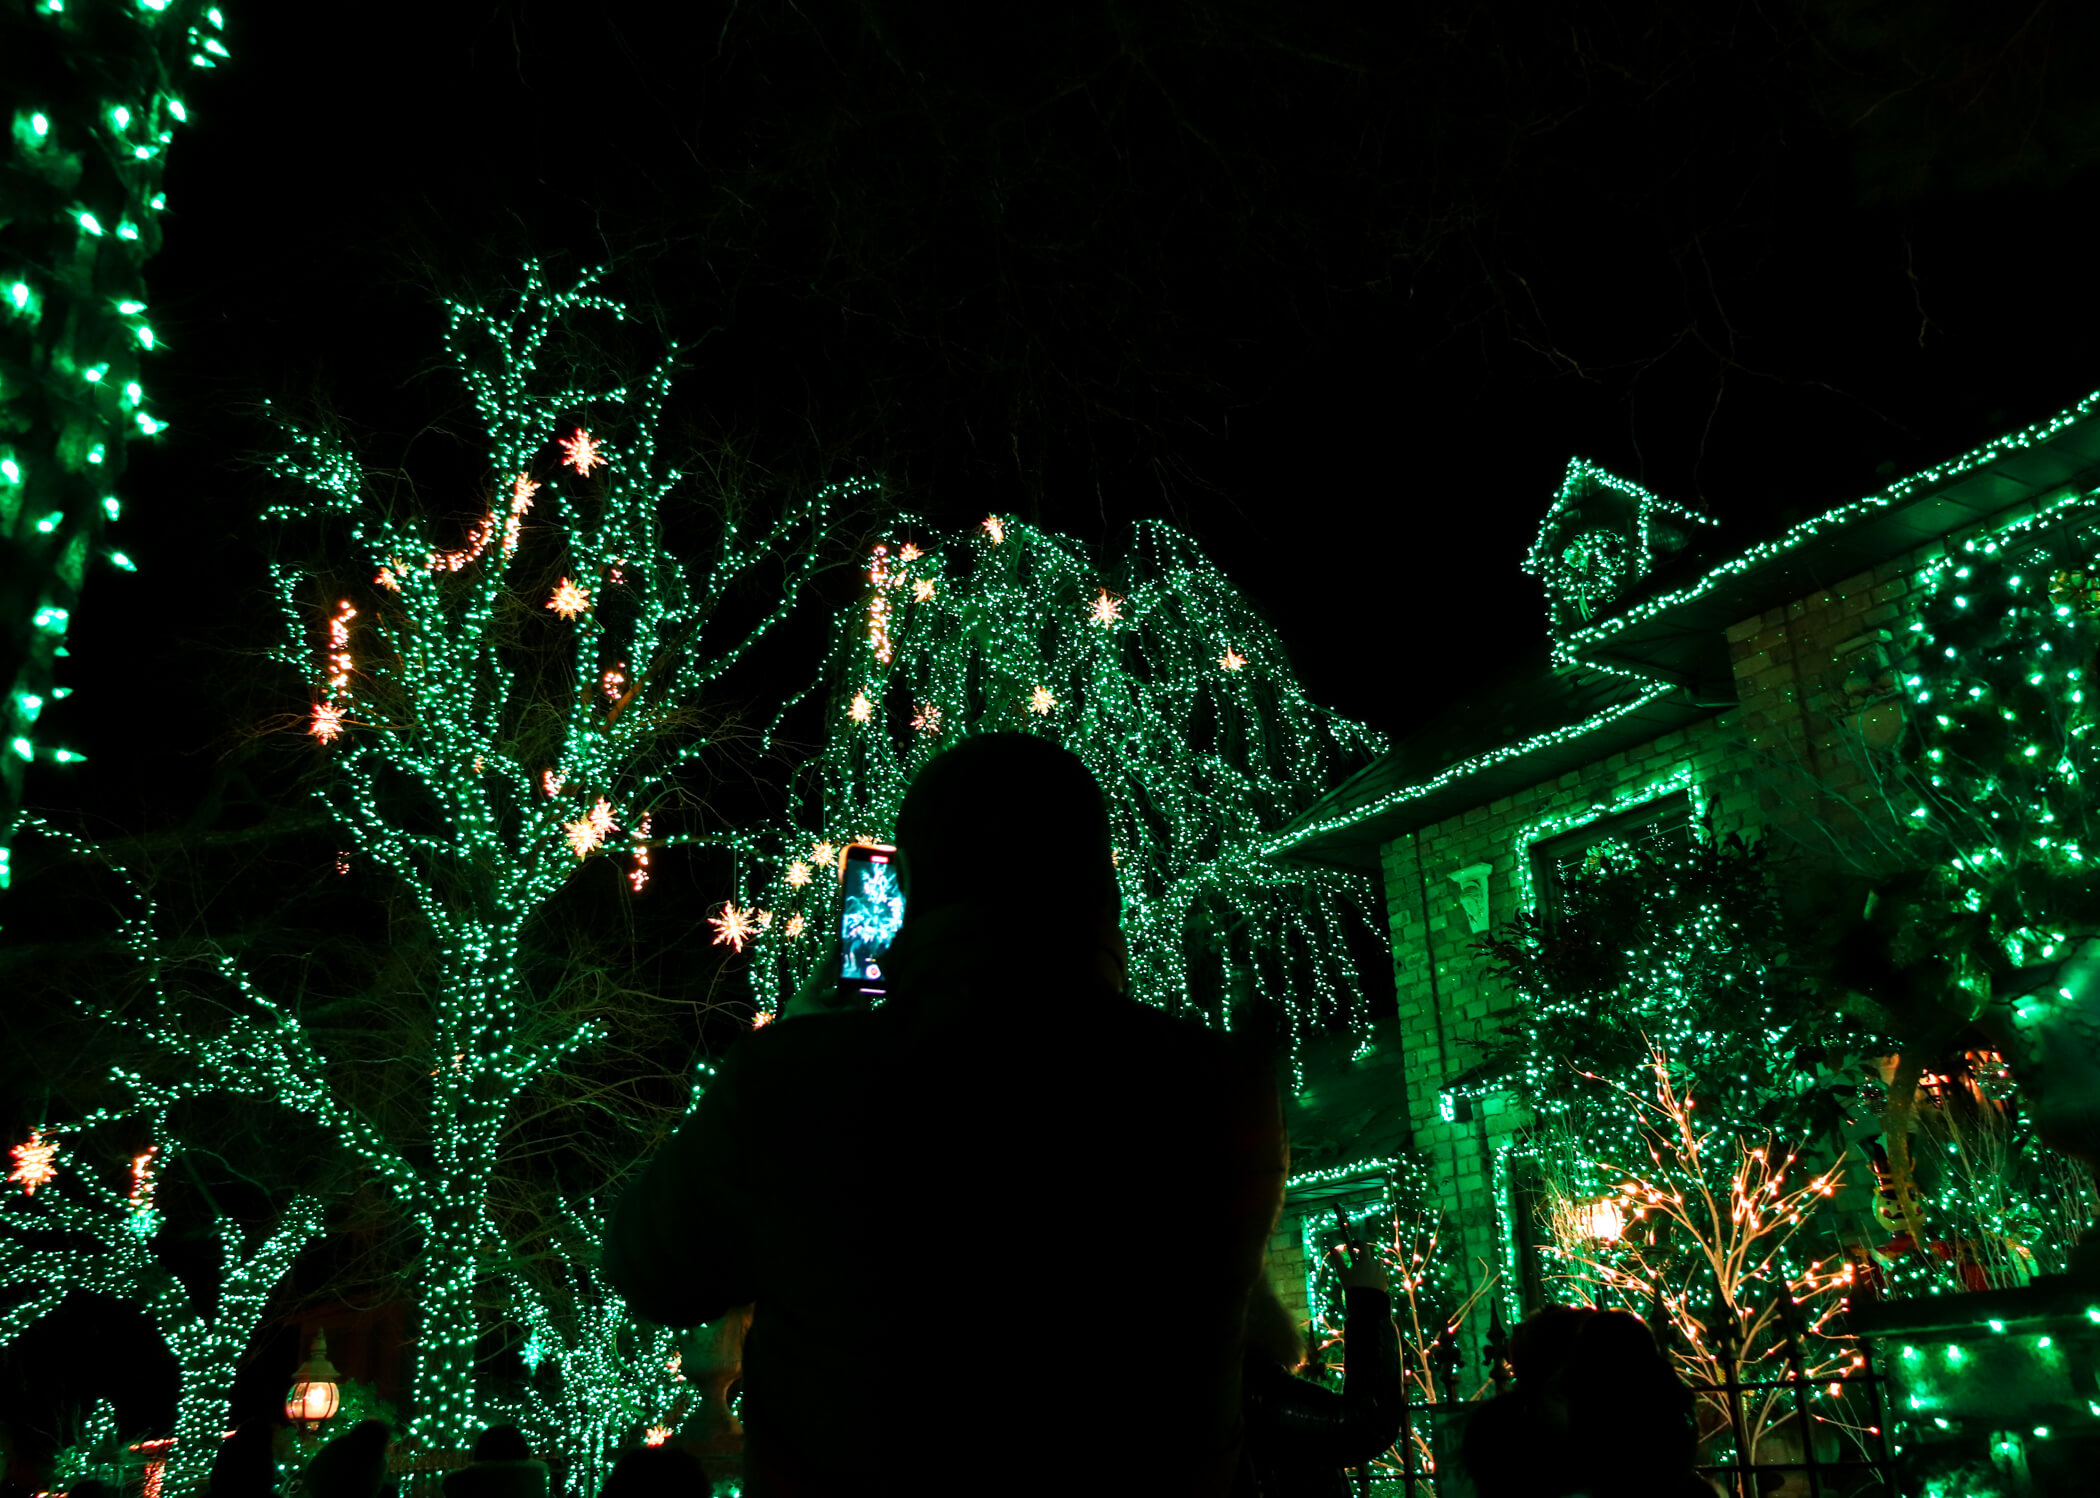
<box><xmin>559</xmin><ymin>428</ymin><xmax>607</xmax><ymax>476</ymax></box>
<box><xmin>310</xmin><ymin>702</ymin><xmax>345</xmax><ymax>743</ymax></box>
<box><xmin>8</xmin><ymin>1130</ymin><xmax>59</xmax><ymax>1196</ymax></box>
<box><xmin>849</xmin><ymin>691</ymin><xmax>874</xmax><ymax>723</ymax></box>
<box><xmin>1089</xmin><ymin>589</ymin><xmax>1123</xmax><ymax>627</ymax></box>
<box><xmin>644</xmin><ymin>1428</ymin><xmax>671</xmax><ymax>1448</ymax></box>
<box><xmin>912</xmin><ymin>702</ymin><xmax>942</xmax><ymax>735</ymax></box>
<box><xmin>547</xmin><ymin>578</ymin><xmax>592</xmax><ymax>620</ymax></box>
<box><xmin>750</xmin><ymin>1010</ymin><xmax>774</xmax><ymax>1028</ymax></box>
<box><xmin>912</xmin><ymin>578</ymin><xmax>935</xmax><ymax>603</ymax></box>
<box><xmin>1219</xmin><ymin>647</ymin><xmax>1248</xmax><ymax>672</ymax></box>
<box><xmin>711</xmin><ymin>903</ymin><xmax>759</xmax><ymax>952</ymax></box>
<box><xmin>983</xmin><ymin>516</ymin><xmax>1006</xmax><ymax>544</ymax></box>
<box><xmin>565</xmin><ymin>803</ymin><xmax>614</xmax><ymax>858</ymax></box>
<box><xmin>813</xmin><ymin>841</ymin><xmax>837</xmax><ymax>866</ymax></box>
<box><xmin>785</xmin><ymin>912</ymin><xmax>807</xmax><ymax>939</ymax></box>
<box><xmin>899</xmin><ymin>543</ymin><xmax>923</xmax><ymax>562</ymax></box>
<box><xmin>374</xmin><ymin>566</ymin><xmax>400</xmax><ymax>592</ymax></box>
<box><xmin>786</xmin><ymin>860</ymin><xmax>813</xmax><ymax>887</ymax></box>
<box><xmin>1029</xmin><ymin>686</ymin><xmax>1056</xmax><ymax>715</ymax></box>
<box><xmin>521</xmin><ymin>1333</ymin><xmax>547</xmax><ymax>1374</ymax></box>
<box><xmin>755</xmin><ymin>909</ymin><xmax>774</xmax><ymax>929</ymax></box>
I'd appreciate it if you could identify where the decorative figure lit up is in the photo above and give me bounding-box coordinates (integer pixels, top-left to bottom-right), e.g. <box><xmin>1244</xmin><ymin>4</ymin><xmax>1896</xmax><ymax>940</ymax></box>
<box><xmin>785</xmin><ymin>861</ymin><xmax>812</xmax><ymax>888</ymax></box>
<box><xmin>1029</xmin><ymin>686</ymin><xmax>1056</xmax><ymax>715</ymax></box>
<box><xmin>982</xmin><ymin>516</ymin><xmax>1005</xmax><ymax>544</ymax></box>
<box><xmin>8</xmin><ymin>1129</ymin><xmax>59</xmax><ymax>1195</ymax></box>
<box><xmin>309</xmin><ymin>703</ymin><xmax>345</xmax><ymax>744</ymax></box>
<box><xmin>1218</xmin><ymin>647</ymin><xmax>1246</xmax><ymax>672</ymax></box>
<box><xmin>1090</xmin><ymin>589</ymin><xmax>1123</xmax><ymax>627</ymax></box>
<box><xmin>912</xmin><ymin>578</ymin><xmax>935</xmax><ymax>603</ymax></box>
<box><xmin>284</xmin><ymin>1330</ymin><xmax>342</xmax><ymax>1431</ymax></box>
<box><xmin>547</xmin><ymin>578</ymin><xmax>591</xmax><ymax>620</ymax></box>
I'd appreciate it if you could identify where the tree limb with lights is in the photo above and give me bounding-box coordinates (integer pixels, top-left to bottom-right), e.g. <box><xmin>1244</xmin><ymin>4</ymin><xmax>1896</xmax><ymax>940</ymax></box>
<box><xmin>0</xmin><ymin>1120</ymin><xmax>323</xmax><ymax>1496</ymax></box>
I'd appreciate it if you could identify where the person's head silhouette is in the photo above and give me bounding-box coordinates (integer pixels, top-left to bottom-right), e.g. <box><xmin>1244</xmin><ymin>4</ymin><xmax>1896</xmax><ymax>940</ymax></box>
<box><xmin>893</xmin><ymin>732</ymin><xmax>1126</xmax><ymax>991</ymax></box>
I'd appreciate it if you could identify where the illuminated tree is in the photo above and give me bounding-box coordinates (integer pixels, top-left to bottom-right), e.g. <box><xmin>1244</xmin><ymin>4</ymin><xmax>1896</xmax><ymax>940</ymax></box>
<box><xmin>23</xmin><ymin>262</ymin><xmax>860</xmax><ymax>1448</ymax></box>
<box><xmin>717</xmin><ymin>517</ymin><xmax>1387</xmax><ymax>1073</ymax></box>
<box><xmin>0</xmin><ymin>1119</ymin><xmax>323</xmax><ymax>1496</ymax></box>
<box><xmin>0</xmin><ymin>0</ymin><xmax>228</xmax><ymax>890</ymax></box>
<box><xmin>1302</xmin><ymin>1159</ymin><xmax>1499</xmax><ymax>1493</ymax></box>
<box><xmin>1529</xmin><ymin>1055</ymin><xmax>1866</xmax><ymax>1467</ymax></box>
<box><xmin>490</xmin><ymin>1200</ymin><xmax>686</xmax><ymax>1496</ymax></box>
<box><xmin>1831</xmin><ymin>500</ymin><xmax>2100</xmax><ymax>1288</ymax></box>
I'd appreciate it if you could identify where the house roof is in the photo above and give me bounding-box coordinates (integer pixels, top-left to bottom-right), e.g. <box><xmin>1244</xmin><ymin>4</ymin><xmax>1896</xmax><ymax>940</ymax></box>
<box><xmin>1268</xmin><ymin>386</ymin><xmax>2100</xmax><ymax>870</ymax></box>
<box><xmin>1261</xmin><ymin>663</ymin><xmax>1720</xmax><ymax>870</ymax></box>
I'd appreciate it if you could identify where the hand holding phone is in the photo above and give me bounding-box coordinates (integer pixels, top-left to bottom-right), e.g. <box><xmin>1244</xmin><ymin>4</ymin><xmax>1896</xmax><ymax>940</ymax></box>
<box><xmin>1330</xmin><ymin>1204</ymin><xmax>1359</xmax><ymax>1267</ymax></box>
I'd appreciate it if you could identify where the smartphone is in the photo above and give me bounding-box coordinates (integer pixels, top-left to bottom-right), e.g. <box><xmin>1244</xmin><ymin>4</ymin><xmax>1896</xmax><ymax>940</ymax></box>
<box><xmin>836</xmin><ymin>843</ymin><xmax>906</xmax><ymax>1002</ymax></box>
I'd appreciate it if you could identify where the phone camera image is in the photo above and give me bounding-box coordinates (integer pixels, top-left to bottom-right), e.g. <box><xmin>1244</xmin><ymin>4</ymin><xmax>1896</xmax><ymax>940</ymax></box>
<box><xmin>838</xmin><ymin>849</ymin><xmax>906</xmax><ymax>987</ymax></box>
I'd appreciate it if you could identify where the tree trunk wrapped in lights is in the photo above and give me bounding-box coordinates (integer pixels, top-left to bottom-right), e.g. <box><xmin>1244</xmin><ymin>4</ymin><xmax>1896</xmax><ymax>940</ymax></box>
<box><xmin>0</xmin><ymin>0</ymin><xmax>229</xmax><ymax>890</ymax></box>
<box><xmin>0</xmin><ymin>1124</ymin><xmax>323</xmax><ymax>1496</ymax></box>
<box><xmin>21</xmin><ymin>262</ymin><xmax>860</xmax><ymax>1448</ymax></box>
<box><xmin>714</xmin><ymin>517</ymin><xmax>1387</xmax><ymax>1076</ymax></box>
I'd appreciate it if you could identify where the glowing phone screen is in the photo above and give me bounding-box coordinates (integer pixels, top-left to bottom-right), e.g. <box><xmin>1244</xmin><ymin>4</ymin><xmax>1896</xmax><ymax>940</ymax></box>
<box><xmin>838</xmin><ymin>848</ymin><xmax>906</xmax><ymax>988</ymax></box>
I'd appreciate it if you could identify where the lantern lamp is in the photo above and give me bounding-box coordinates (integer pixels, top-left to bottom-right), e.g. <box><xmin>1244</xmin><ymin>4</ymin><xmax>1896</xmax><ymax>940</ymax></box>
<box><xmin>284</xmin><ymin>1330</ymin><xmax>342</xmax><ymax>1429</ymax></box>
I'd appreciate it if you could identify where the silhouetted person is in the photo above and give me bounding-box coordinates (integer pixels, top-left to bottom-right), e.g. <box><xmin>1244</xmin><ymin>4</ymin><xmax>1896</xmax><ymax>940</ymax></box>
<box><xmin>604</xmin><ymin>733</ymin><xmax>1287</xmax><ymax>1495</ymax></box>
<box><xmin>1552</xmin><ymin>1311</ymin><xmax>1705</xmax><ymax>1498</ymax></box>
<box><xmin>1236</xmin><ymin>1246</ymin><xmax>1403</xmax><ymax>1497</ymax></box>
<box><xmin>1462</xmin><ymin>1305</ymin><xmax>1598</xmax><ymax>1498</ymax></box>
<box><xmin>300</xmin><ymin>1420</ymin><xmax>391</xmax><ymax>1498</ymax></box>
<box><xmin>444</xmin><ymin>1425</ymin><xmax>548</xmax><ymax>1498</ymax></box>
<box><xmin>599</xmin><ymin>1445</ymin><xmax>712</xmax><ymax>1498</ymax></box>
<box><xmin>1464</xmin><ymin>1307</ymin><xmax>1710</xmax><ymax>1498</ymax></box>
<box><xmin>206</xmin><ymin>1420</ymin><xmax>281</xmax><ymax>1498</ymax></box>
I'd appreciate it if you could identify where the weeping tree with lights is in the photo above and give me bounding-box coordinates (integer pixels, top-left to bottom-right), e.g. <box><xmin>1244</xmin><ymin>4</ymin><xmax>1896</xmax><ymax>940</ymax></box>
<box><xmin>711</xmin><ymin>516</ymin><xmax>1388</xmax><ymax>1073</ymax></box>
<box><xmin>15</xmin><ymin>262</ymin><xmax>861</xmax><ymax>1449</ymax></box>
<box><xmin>1</xmin><ymin>1114</ymin><xmax>323</xmax><ymax>1496</ymax></box>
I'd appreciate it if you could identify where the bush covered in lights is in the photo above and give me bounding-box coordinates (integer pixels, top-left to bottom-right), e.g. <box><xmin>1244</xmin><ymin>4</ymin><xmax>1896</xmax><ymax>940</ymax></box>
<box><xmin>1478</xmin><ymin>816</ymin><xmax>1888</xmax><ymax>1141</ymax></box>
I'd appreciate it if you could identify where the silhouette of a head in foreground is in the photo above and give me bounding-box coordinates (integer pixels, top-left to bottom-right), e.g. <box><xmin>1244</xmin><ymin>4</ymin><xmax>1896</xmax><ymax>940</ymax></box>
<box><xmin>894</xmin><ymin>731</ymin><xmax>1117</xmax><ymax>917</ymax></box>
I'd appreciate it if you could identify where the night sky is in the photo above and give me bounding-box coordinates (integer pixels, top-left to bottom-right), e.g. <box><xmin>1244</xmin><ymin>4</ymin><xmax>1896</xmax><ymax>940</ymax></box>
<box><xmin>55</xmin><ymin>0</ymin><xmax>2100</xmax><ymax>805</ymax></box>
<box><xmin>9</xmin><ymin>0</ymin><xmax>2100</xmax><ymax>1478</ymax></box>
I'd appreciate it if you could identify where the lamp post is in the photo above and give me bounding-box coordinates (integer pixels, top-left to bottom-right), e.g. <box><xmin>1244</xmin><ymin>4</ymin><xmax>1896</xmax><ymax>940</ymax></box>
<box><xmin>284</xmin><ymin>1330</ymin><xmax>342</xmax><ymax>1434</ymax></box>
